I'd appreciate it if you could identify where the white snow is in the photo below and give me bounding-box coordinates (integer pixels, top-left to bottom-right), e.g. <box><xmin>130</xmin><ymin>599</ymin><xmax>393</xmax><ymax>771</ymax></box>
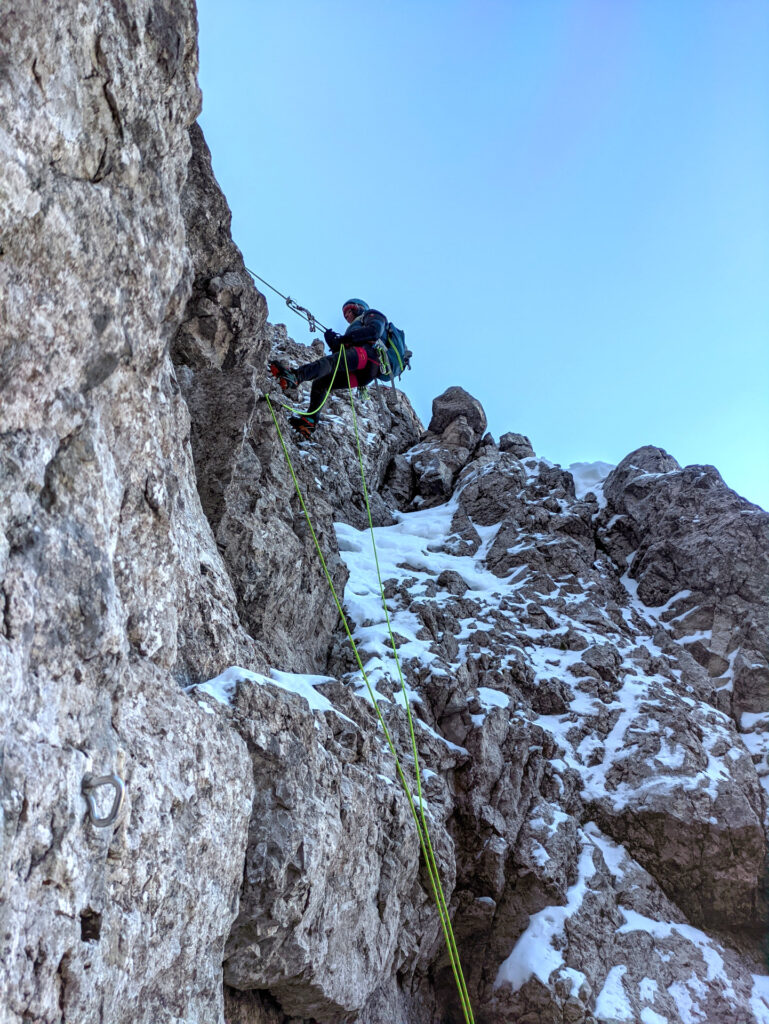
<box><xmin>191</xmin><ymin>665</ymin><xmax>342</xmax><ymax>716</ymax></box>
<box><xmin>640</xmin><ymin>1008</ymin><xmax>669</xmax><ymax>1024</ymax></box>
<box><xmin>647</xmin><ymin>589</ymin><xmax>693</xmax><ymax>614</ymax></box>
<box><xmin>557</xmin><ymin>966</ymin><xmax>587</xmax><ymax>997</ymax></box>
<box><xmin>619</xmin><ymin>908</ymin><xmax>738</xmax><ymax>1007</ymax></box>
<box><xmin>494</xmin><ymin>837</ymin><xmax>596</xmax><ymax>991</ymax></box>
<box><xmin>741</xmin><ymin>711</ymin><xmax>769</xmax><ymax>731</ymax></box>
<box><xmin>529</xmin><ymin>840</ymin><xmax>549</xmax><ymax>867</ymax></box>
<box><xmin>189</xmin><ymin>666</ymin><xmax>241</xmax><ymax>705</ymax></box>
<box><xmin>594</xmin><ymin>965</ymin><xmax>633</xmax><ymax>1021</ymax></box>
<box><xmin>477</xmin><ymin>686</ymin><xmax>510</xmax><ymax>711</ymax></box>
<box><xmin>639</xmin><ymin>977</ymin><xmax>658</xmax><ymax>1002</ymax></box>
<box><xmin>567</xmin><ymin>460</ymin><xmax>614</xmax><ymax>502</ymax></box>
<box><xmin>666</xmin><ymin>981</ymin><xmax>700</xmax><ymax>1024</ymax></box>
<box><xmin>654</xmin><ymin>734</ymin><xmax>686</xmax><ymax>770</ymax></box>
<box><xmin>583</xmin><ymin>822</ymin><xmax>627</xmax><ymax>879</ymax></box>
<box><xmin>752</xmin><ymin>975</ymin><xmax>769</xmax><ymax>1024</ymax></box>
<box><xmin>334</xmin><ymin>499</ymin><xmax>517</xmax><ymax>731</ymax></box>
<box><xmin>269</xmin><ymin>668</ymin><xmax>340</xmax><ymax>713</ymax></box>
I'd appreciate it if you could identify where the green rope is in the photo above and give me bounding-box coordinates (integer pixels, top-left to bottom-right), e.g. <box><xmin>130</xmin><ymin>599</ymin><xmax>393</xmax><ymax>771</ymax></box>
<box><xmin>263</xmin><ymin>392</ymin><xmax>475</xmax><ymax>1024</ymax></box>
<box><xmin>342</xmin><ymin>364</ymin><xmax>475</xmax><ymax>1024</ymax></box>
<box><xmin>272</xmin><ymin>347</ymin><xmax>344</xmax><ymax>418</ymax></box>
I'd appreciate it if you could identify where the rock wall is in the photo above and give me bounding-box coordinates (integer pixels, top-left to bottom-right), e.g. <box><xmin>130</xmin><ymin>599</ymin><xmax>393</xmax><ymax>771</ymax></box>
<box><xmin>1</xmin><ymin>5</ymin><xmax>255</xmax><ymax>1023</ymax></box>
<box><xmin>1</xmin><ymin>3</ymin><xmax>768</xmax><ymax>1024</ymax></box>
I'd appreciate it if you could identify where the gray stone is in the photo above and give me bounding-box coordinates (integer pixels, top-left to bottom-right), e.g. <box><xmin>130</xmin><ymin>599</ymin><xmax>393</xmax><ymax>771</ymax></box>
<box><xmin>219</xmin><ymin>677</ymin><xmax>445</xmax><ymax>1021</ymax></box>
<box><xmin>3</xmin><ymin>3</ymin><xmax>768</xmax><ymax>1022</ymax></box>
<box><xmin>602</xmin><ymin>445</ymin><xmax>682</xmax><ymax>507</ymax></box>
<box><xmin>456</xmin><ymin>449</ymin><xmax>526</xmax><ymax>526</ymax></box>
<box><xmin>600</xmin><ymin>447</ymin><xmax>769</xmax><ymax>721</ymax></box>
<box><xmin>428</xmin><ymin>386</ymin><xmax>487</xmax><ymax>440</ymax></box>
<box><xmin>1</xmin><ymin>5</ymin><xmax>256</xmax><ymax>1022</ymax></box>
<box><xmin>500</xmin><ymin>432</ymin><xmax>535</xmax><ymax>459</ymax></box>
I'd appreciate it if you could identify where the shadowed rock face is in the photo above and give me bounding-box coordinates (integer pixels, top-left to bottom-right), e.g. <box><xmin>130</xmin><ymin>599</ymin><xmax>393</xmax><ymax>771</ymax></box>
<box><xmin>2</xmin><ymin>4</ymin><xmax>768</xmax><ymax>1024</ymax></box>
<box><xmin>170</xmin><ymin>126</ymin><xmax>423</xmax><ymax>675</ymax></box>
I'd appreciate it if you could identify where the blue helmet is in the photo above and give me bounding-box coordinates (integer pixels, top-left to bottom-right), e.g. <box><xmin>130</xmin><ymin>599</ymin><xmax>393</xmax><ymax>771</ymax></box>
<box><xmin>342</xmin><ymin>298</ymin><xmax>369</xmax><ymax>315</ymax></box>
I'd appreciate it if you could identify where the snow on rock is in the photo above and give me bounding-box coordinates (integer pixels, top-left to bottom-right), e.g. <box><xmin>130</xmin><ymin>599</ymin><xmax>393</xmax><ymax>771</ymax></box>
<box><xmin>493</xmin><ymin>836</ymin><xmax>598</xmax><ymax>991</ymax></box>
<box><xmin>4</xmin><ymin>0</ymin><xmax>768</xmax><ymax>1017</ymax></box>
<box><xmin>594</xmin><ymin>965</ymin><xmax>634</xmax><ymax>1021</ymax></box>
<box><xmin>326</xmin><ymin>405</ymin><xmax>769</xmax><ymax>1022</ymax></box>
<box><xmin>568</xmin><ymin>459</ymin><xmax>615</xmax><ymax>502</ymax></box>
<box><xmin>212</xmin><ymin>670</ymin><xmax>448</xmax><ymax>1022</ymax></box>
<box><xmin>193</xmin><ymin>664</ymin><xmax>343</xmax><ymax>715</ymax></box>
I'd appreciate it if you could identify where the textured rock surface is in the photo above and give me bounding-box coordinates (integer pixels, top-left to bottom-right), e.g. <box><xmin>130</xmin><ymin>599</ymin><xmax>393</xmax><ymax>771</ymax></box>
<box><xmin>599</xmin><ymin>446</ymin><xmax>769</xmax><ymax>717</ymax></box>
<box><xmin>171</xmin><ymin>126</ymin><xmax>422</xmax><ymax>674</ymax></box>
<box><xmin>320</xmin><ymin>425</ymin><xmax>769</xmax><ymax>1022</ymax></box>
<box><xmin>0</xmin><ymin>4</ymin><xmax>256</xmax><ymax>1024</ymax></box>
<box><xmin>215</xmin><ymin>675</ymin><xmax>450</xmax><ymax>1021</ymax></box>
<box><xmin>2</xmin><ymin>2</ymin><xmax>768</xmax><ymax>1024</ymax></box>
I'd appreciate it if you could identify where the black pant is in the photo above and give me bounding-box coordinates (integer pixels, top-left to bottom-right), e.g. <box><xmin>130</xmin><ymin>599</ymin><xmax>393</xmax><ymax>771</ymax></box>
<box><xmin>296</xmin><ymin>345</ymin><xmax>380</xmax><ymax>419</ymax></box>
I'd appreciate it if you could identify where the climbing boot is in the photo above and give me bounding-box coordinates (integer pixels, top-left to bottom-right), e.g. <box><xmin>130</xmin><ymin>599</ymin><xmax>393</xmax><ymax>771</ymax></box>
<box><xmin>269</xmin><ymin>360</ymin><xmax>299</xmax><ymax>392</ymax></box>
<box><xmin>288</xmin><ymin>413</ymin><xmax>317</xmax><ymax>441</ymax></box>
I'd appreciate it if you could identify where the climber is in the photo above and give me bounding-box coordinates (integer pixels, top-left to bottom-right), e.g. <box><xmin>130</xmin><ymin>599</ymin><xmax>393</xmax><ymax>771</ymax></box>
<box><xmin>269</xmin><ymin>299</ymin><xmax>387</xmax><ymax>440</ymax></box>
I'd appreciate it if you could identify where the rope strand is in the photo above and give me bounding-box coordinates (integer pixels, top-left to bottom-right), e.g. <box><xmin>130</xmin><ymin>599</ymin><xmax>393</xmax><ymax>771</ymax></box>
<box><xmin>263</xmin><ymin>392</ymin><xmax>475</xmax><ymax>1024</ymax></box>
<box><xmin>245</xmin><ymin>266</ymin><xmax>328</xmax><ymax>334</ymax></box>
<box><xmin>270</xmin><ymin>347</ymin><xmax>345</xmax><ymax>418</ymax></box>
<box><xmin>341</xmin><ymin>365</ymin><xmax>475</xmax><ymax>1024</ymax></box>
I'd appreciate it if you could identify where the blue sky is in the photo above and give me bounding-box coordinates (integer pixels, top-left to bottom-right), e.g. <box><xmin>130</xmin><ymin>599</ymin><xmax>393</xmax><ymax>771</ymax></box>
<box><xmin>196</xmin><ymin>0</ymin><xmax>768</xmax><ymax>509</ymax></box>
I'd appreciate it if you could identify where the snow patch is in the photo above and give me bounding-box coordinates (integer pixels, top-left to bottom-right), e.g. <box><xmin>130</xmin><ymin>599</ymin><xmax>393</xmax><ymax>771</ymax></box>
<box><xmin>594</xmin><ymin>965</ymin><xmax>633</xmax><ymax>1021</ymax></box>
<box><xmin>494</xmin><ymin>836</ymin><xmax>596</xmax><ymax>991</ymax></box>
<box><xmin>752</xmin><ymin>975</ymin><xmax>769</xmax><ymax>1024</ymax></box>
<box><xmin>191</xmin><ymin>665</ymin><xmax>341</xmax><ymax>716</ymax></box>
<box><xmin>619</xmin><ymin>908</ymin><xmax>739</xmax><ymax>1009</ymax></box>
<box><xmin>640</xmin><ymin>1008</ymin><xmax>669</xmax><ymax>1024</ymax></box>
<box><xmin>567</xmin><ymin>460</ymin><xmax>614</xmax><ymax>502</ymax></box>
<box><xmin>188</xmin><ymin>666</ymin><xmax>241</xmax><ymax>705</ymax></box>
<box><xmin>584</xmin><ymin>821</ymin><xmax>627</xmax><ymax>879</ymax></box>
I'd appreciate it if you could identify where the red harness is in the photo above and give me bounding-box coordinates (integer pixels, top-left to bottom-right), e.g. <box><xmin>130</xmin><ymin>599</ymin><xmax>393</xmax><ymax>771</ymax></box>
<box><xmin>346</xmin><ymin>345</ymin><xmax>378</xmax><ymax>388</ymax></box>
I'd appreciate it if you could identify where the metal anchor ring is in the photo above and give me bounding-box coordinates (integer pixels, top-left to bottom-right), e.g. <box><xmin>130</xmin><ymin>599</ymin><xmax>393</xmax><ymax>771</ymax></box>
<box><xmin>82</xmin><ymin>772</ymin><xmax>125</xmax><ymax>828</ymax></box>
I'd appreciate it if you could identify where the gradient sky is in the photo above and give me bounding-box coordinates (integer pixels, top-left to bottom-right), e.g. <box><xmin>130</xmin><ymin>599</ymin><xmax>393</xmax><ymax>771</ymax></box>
<box><xmin>196</xmin><ymin>0</ymin><xmax>768</xmax><ymax>508</ymax></box>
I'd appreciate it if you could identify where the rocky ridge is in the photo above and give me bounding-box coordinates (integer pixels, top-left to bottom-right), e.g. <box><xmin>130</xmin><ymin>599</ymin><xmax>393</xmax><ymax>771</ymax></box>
<box><xmin>1</xmin><ymin>3</ymin><xmax>768</xmax><ymax>1024</ymax></box>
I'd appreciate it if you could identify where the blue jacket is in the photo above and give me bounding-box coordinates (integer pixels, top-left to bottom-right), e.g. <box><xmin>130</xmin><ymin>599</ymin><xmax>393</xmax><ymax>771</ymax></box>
<box><xmin>328</xmin><ymin>309</ymin><xmax>387</xmax><ymax>351</ymax></box>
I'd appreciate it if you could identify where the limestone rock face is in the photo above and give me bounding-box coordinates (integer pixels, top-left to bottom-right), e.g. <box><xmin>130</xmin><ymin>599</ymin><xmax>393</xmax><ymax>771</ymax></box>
<box><xmin>1</xmin><ymin>4</ymin><xmax>256</xmax><ymax>1024</ymax></box>
<box><xmin>3</xmin><ymin>3</ymin><xmax>769</xmax><ymax>1024</ymax></box>
<box><xmin>403</xmin><ymin>386</ymin><xmax>490</xmax><ymax>505</ymax></box>
<box><xmin>499</xmin><ymin>431</ymin><xmax>535</xmax><ymax>458</ymax></box>
<box><xmin>215</xmin><ymin>676</ymin><xmax>448</xmax><ymax>1022</ymax></box>
<box><xmin>599</xmin><ymin>446</ymin><xmax>769</xmax><ymax>717</ymax></box>
<box><xmin>170</xmin><ymin>127</ymin><xmax>422</xmax><ymax>673</ymax></box>
<box><xmin>317</xmin><ymin>419</ymin><xmax>769</xmax><ymax>1022</ymax></box>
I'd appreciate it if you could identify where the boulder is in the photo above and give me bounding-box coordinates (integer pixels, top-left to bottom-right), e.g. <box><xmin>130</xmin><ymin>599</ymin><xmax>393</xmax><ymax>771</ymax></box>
<box><xmin>428</xmin><ymin>386</ymin><xmax>487</xmax><ymax>441</ymax></box>
<box><xmin>499</xmin><ymin>432</ymin><xmax>535</xmax><ymax>459</ymax></box>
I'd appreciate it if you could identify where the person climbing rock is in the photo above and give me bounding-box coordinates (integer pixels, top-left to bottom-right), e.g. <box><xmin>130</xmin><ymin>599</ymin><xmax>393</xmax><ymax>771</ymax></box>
<box><xmin>270</xmin><ymin>299</ymin><xmax>387</xmax><ymax>440</ymax></box>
